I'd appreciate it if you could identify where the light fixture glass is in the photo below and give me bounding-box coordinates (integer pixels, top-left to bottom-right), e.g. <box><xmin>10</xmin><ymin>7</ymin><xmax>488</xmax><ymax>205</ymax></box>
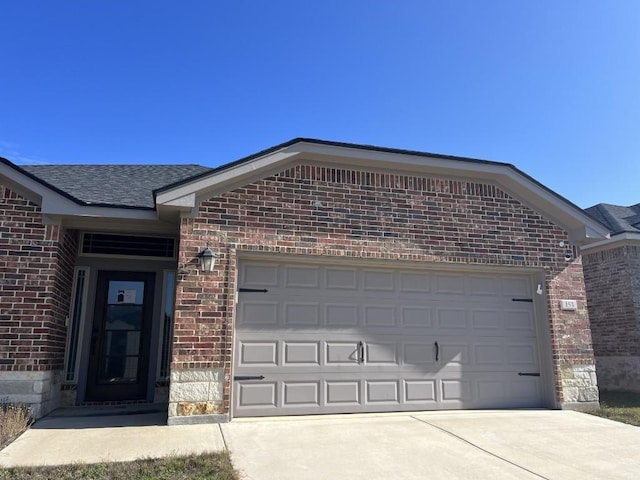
<box><xmin>198</xmin><ymin>245</ymin><xmax>217</xmax><ymax>273</ymax></box>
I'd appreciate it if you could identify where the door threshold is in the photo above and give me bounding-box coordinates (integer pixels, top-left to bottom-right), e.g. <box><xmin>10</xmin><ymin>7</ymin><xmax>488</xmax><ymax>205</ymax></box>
<box><xmin>49</xmin><ymin>403</ymin><xmax>168</xmax><ymax>418</ymax></box>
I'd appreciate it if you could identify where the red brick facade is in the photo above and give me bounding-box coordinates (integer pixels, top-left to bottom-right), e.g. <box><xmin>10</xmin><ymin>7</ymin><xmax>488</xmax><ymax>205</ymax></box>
<box><xmin>173</xmin><ymin>164</ymin><xmax>596</xmax><ymax>410</ymax></box>
<box><xmin>583</xmin><ymin>244</ymin><xmax>640</xmax><ymax>392</ymax></box>
<box><xmin>583</xmin><ymin>245</ymin><xmax>640</xmax><ymax>357</ymax></box>
<box><xmin>0</xmin><ymin>185</ymin><xmax>77</xmax><ymax>372</ymax></box>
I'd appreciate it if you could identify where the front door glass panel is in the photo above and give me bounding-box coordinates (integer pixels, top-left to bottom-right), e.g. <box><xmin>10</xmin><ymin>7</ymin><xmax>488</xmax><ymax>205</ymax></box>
<box><xmin>99</xmin><ymin>281</ymin><xmax>145</xmax><ymax>383</ymax></box>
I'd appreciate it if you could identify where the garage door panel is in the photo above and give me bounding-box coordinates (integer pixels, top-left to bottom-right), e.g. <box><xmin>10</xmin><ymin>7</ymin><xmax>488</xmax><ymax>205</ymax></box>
<box><xmin>502</xmin><ymin>277</ymin><xmax>531</xmax><ymax>296</ymax></box>
<box><xmin>237</xmin><ymin>382</ymin><xmax>277</xmax><ymax>408</ymax></box>
<box><xmin>326</xmin><ymin>268</ymin><xmax>358</xmax><ymax>290</ymax></box>
<box><xmin>363</xmin><ymin>305</ymin><xmax>396</xmax><ymax>327</ymax></box>
<box><xmin>505</xmin><ymin>310</ymin><xmax>534</xmax><ymax>330</ymax></box>
<box><xmin>399</xmin><ymin>272</ymin><xmax>431</xmax><ymax>292</ymax></box>
<box><xmin>326</xmin><ymin>304</ymin><xmax>359</xmax><ymax>327</ymax></box>
<box><xmin>473</xmin><ymin>344</ymin><xmax>506</xmax><ymax>365</ymax></box>
<box><xmin>284</xmin><ymin>303</ymin><xmax>320</xmax><ymax>326</ymax></box>
<box><xmin>507</xmin><ymin>344</ymin><xmax>537</xmax><ymax>365</ymax></box>
<box><xmin>510</xmin><ymin>379</ymin><xmax>541</xmax><ymax>402</ymax></box>
<box><xmin>235</xmin><ymin>260</ymin><xmax>545</xmax><ymax>417</ymax></box>
<box><xmin>404</xmin><ymin>342</ymin><xmax>436</xmax><ymax>365</ymax></box>
<box><xmin>365</xmin><ymin>342</ymin><xmax>398</xmax><ymax>365</ymax></box>
<box><xmin>472</xmin><ymin>309</ymin><xmax>502</xmax><ymax>329</ymax></box>
<box><xmin>365</xmin><ymin>380</ymin><xmax>399</xmax><ymax>404</ymax></box>
<box><xmin>239</xmin><ymin>341</ymin><xmax>278</xmax><ymax>366</ymax></box>
<box><xmin>363</xmin><ymin>270</ymin><xmax>395</xmax><ymax>291</ymax></box>
<box><xmin>477</xmin><ymin>380</ymin><xmax>507</xmax><ymax>403</ymax></box>
<box><xmin>238</xmin><ymin>302</ymin><xmax>279</xmax><ymax>328</ymax></box>
<box><xmin>439</xmin><ymin>343</ymin><xmax>470</xmax><ymax>365</ymax></box>
<box><xmin>469</xmin><ymin>276</ymin><xmax>502</xmax><ymax>296</ymax></box>
<box><xmin>326</xmin><ymin>342</ymin><xmax>360</xmax><ymax>364</ymax></box>
<box><xmin>326</xmin><ymin>381</ymin><xmax>360</xmax><ymax>405</ymax></box>
<box><xmin>283</xmin><ymin>342</ymin><xmax>320</xmax><ymax>366</ymax></box>
<box><xmin>242</xmin><ymin>264</ymin><xmax>279</xmax><ymax>287</ymax></box>
<box><xmin>401</xmin><ymin>306</ymin><xmax>432</xmax><ymax>327</ymax></box>
<box><xmin>283</xmin><ymin>382</ymin><xmax>320</xmax><ymax>407</ymax></box>
<box><xmin>437</xmin><ymin>308</ymin><xmax>468</xmax><ymax>329</ymax></box>
<box><xmin>404</xmin><ymin>380</ymin><xmax>437</xmax><ymax>403</ymax></box>
<box><xmin>284</xmin><ymin>265</ymin><xmax>319</xmax><ymax>288</ymax></box>
<box><xmin>435</xmin><ymin>274</ymin><xmax>467</xmax><ymax>294</ymax></box>
<box><xmin>441</xmin><ymin>379</ymin><xmax>472</xmax><ymax>402</ymax></box>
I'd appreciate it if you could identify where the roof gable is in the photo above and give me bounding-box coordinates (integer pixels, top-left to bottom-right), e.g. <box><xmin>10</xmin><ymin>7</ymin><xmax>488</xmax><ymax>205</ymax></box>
<box><xmin>155</xmin><ymin>138</ymin><xmax>609</xmax><ymax>245</ymax></box>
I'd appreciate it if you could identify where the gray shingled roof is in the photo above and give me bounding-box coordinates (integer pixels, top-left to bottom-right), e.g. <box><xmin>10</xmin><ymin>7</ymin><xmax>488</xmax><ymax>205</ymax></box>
<box><xmin>20</xmin><ymin>164</ymin><xmax>212</xmax><ymax>209</ymax></box>
<box><xmin>585</xmin><ymin>203</ymin><xmax>640</xmax><ymax>235</ymax></box>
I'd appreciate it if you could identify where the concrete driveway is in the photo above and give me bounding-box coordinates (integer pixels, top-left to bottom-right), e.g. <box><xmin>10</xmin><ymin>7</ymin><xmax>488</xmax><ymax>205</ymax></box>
<box><xmin>2</xmin><ymin>409</ymin><xmax>639</xmax><ymax>479</ymax></box>
<box><xmin>221</xmin><ymin>410</ymin><xmax>640</xmax><ymax>480</ymax></box>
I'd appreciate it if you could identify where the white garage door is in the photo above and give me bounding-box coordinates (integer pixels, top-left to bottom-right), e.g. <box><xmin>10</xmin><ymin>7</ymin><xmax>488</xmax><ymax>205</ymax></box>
<box><xmin>233</xmin><ymin>260</ymin><xmax>545</xmax><ymax>417</ymax></box>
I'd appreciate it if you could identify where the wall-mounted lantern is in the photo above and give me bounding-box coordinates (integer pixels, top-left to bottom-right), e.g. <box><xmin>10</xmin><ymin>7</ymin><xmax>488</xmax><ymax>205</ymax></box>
<box><xmin>198</xmin><ymin>245</ymin><xmax>217</xmax><ymax>273</ymax></box>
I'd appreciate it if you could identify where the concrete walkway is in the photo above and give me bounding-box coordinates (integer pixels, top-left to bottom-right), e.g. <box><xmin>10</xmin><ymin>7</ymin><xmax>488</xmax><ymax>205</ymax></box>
<box><xmin>0</xmin><ymin>410</ymin><xmax>225</xmax><ymax>467</ymax></box>
<box><xmin>2</xmin><ymin>409</ymin><xmax>640</xmax><ymax>479</ymax></box>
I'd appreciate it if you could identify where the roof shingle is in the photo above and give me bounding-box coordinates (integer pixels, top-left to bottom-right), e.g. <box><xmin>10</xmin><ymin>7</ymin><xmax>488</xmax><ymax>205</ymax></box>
<box><xmin>20</xmin><ymin>164</ymin><xmax>212</xmax><ymax>209</ymax></box>
<box><xmin>585</xmin><ymin>203</ymin><xmax>640</xmax><ymax>235</ymax></box>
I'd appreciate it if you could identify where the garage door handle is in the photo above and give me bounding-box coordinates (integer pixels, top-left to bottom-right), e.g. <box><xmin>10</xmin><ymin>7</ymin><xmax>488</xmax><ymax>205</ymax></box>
<box><xmin>434</xmin><ymin>341</ymin><xmax>439</xmax><ymax>362</ymax></box>
<box><xmin>358</xmin><ymin>341</ymin><xmax>365</xmax><ymax>364</ymax></box>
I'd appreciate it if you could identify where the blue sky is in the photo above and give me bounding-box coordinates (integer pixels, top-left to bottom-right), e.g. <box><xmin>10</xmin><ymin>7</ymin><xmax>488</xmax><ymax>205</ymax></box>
<box><xmin>1</xmin><ymin>1</ymin><xmax>638</xmax><ymax>208</ymax></box>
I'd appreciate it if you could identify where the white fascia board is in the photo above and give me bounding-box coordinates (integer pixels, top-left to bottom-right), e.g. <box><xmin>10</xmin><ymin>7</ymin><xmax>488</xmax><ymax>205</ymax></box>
<box><xmin>1</xmin><ymin>162</ymin><xmax>48</xmax><ymax>204</ymax></box>
<box><xmin>155</xmin><ymin>148</ymin><xmax>301</xmax><ymax>206</ymax></box>
<box><xmin>159</xmin><ymin>192</ymin><xmax>196</xmax><ymax>208</ymax></box>
<box><xmin>39</xmin><ymin>194</ymin><xmax>157</xmax><ymax>220</ymax></box>
<box><xmin>584</xmin><ymin>224</ymin><xmax>613</xmax><ymax>242</ymax></box>
<box><xmin>581</xmin><ymin>232</ymin><xmax>640</xmax><ymax>252</ymax></box>
<box><xmin>490</xmin><ymin>169</ymin><xmax>609</xmax><ymax>243</ymax></box>
<box><xmin>47</xmin><ymin>214</ymin><xmax>177</xmax><ymax>234</ymax></box>
<box><xmin>295</xmin><ymin>141</ymin><xmax>506</xmax><ymax>177</ymax></box>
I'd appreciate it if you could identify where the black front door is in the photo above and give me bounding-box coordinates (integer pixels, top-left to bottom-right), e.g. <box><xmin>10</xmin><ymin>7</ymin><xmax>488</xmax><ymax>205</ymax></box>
<box><xmin>86</xmin><ymin>271</ymin><xmax>155</xmax><ymax>401</ymax></box>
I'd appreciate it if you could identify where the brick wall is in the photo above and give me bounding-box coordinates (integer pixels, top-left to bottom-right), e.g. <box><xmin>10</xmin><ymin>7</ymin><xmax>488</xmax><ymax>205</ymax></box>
<box><xmin>583</xmin><ymin>245</ymin><xmax>640</xmax><ymax>391</ymax></box>
<box><xmin>631</xmin><ymin>246</ymin><xmax>640</xmax><ymax>335</ymax></box>
<box><xmin>0</xmin><ymin>185</ymin><xmax>78</xmax><ymax>372</ymax></box>
<box><xmin>583</xmin><ymin>246</ymin><xmax>637</xmax><ymax>356</ymax></box>
<box><xmin>171</xmin><ymin>164</ymin><xmax>597</xmax><ymax>415</ymax></box>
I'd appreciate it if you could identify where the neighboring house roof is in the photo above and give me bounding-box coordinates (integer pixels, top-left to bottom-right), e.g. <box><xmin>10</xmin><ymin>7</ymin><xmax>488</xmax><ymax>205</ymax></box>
<box><xmin>19</xmin><ymin>164</ymin><xmax>211</xmax><ymax>209</ymax></box>
<box><xmin>585</xmin><ymin>203</ymin><xmax>640</xmax><ymax>235</ymax></box>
